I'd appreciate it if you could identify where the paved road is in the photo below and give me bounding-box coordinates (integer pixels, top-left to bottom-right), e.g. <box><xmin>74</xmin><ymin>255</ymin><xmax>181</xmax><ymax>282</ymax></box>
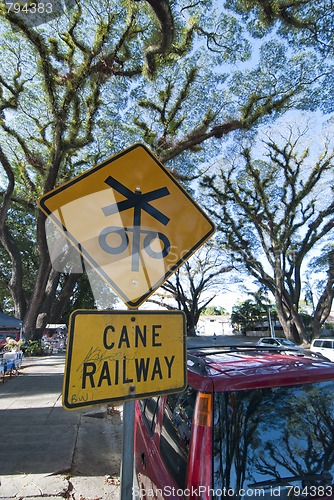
<box><xmin>0</xmin><ymin>354</ymin><xmax>121</xmax><ymax>499</ymax></box>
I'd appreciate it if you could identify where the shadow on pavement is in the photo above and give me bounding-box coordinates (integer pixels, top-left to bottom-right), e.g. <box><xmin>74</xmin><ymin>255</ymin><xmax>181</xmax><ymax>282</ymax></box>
<box><xmin>0</xmin><ymin>357</ymin><xmax>122</xmax><ymax>478</ymax></box>
<box><xmin>0</xmin><ymin>404</ymin><xmax>122</xmax><ymax>476</ymax></box>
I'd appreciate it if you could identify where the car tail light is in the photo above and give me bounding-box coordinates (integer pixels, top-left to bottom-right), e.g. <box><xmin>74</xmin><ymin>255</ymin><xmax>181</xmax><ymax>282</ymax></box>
<box><xmin>186</xmin><ymin>392</ymin><xmax>213</xmax><ymax>499</ymax></box>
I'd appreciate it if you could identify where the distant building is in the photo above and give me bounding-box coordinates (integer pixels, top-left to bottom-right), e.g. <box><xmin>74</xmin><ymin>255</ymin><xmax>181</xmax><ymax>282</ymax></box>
<box><xmin>246</xmin><ymin>320</ymin><xmax>284</xmax><ymax>338</ymax></box>
<box><xmin>197</xmin><ymin>315</ymin><xmax>233</xmax><ymax>336</ymax></box>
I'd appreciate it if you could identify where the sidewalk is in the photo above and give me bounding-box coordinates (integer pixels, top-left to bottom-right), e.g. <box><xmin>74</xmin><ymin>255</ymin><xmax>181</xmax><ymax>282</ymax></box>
<box><xmin>0</xmin><ymin>353</ymin><xmax>122</xmax><ymax>499</ymax></box>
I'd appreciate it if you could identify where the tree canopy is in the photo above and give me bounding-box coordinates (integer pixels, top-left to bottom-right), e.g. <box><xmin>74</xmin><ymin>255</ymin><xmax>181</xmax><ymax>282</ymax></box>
<box><xmin>202</xmin><ymin>121</ymin><xmax>334</xmax><ymax>343</ymax></box>
<box><xmin>0</xmin><ymin>0</ymin><xmax>333</xmax><ymax>339</ymax></box>
<box><xmin>148</xmin><ymin>242</ymin><xmax>233</xmax><ymax>335</ymax></box>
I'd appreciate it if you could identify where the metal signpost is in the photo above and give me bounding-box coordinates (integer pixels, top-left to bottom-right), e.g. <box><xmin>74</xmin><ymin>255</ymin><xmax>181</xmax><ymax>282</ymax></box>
<box><xmin>38</xmin><ymin>143</ymin><xmax>215</xmax><ymax>500</ymax></box>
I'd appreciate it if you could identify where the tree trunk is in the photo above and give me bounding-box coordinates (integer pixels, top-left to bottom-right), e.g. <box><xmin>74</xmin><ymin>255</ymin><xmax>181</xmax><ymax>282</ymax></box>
<box><xmin>186</xmin><ymin>311</ymin><xmax>197</xmax><ymax>337</ymax></box>
<box><xmin>50</xmin><ymin>274</ymin><xmax>80</xmax><ymax>323</ymax></box>
<box><xmin>312</xmin><ymin>256</ymin><xmax>334</xmax><ymax>339</ymax></box>
<box><xmin>275</xmin><ymin>290</ymin><xmax>305</xmax><ymax>344</ymax></box>
<box><xmin>23</xmin><ymin>264</ymin><xmax>53</xmax><ymax>340</ymax></box>
<box><xmin>35</xmin><ymin>268</ymin><xmax>61</xmax><ymax>339</ymax></box>
<box><xmin>22</xmin><ymin>213</ymin><xmax>53</xmax><ymax>340</ymax></box>
<box><xmin>0</xmin><ymin>225</ymin><xmax>27</xmax><ymax>320</ymax></box>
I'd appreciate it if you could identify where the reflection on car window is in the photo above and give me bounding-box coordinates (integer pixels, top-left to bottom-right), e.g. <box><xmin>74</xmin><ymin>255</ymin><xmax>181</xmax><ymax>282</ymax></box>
<box><xmin>160</xmin><ymin>387</ymin><xmax>197</xmax><ymax>489</ymax></box>
<box><xmin>280</xmin><ymin>339</ymin><xmax>294</xmax><ymax>346</ymax></box>
<box><xmin>213</xmin><ymin>382</ymin><xmax>334</xmax><ymax>499</ymax></box>
<box><xmin>139</xmin><ymin>397</ymin><xmax>160</xmax><ymax>436</ymax></box>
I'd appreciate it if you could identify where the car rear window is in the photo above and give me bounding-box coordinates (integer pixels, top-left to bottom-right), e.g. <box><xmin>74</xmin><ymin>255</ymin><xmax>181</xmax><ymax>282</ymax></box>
<box><xmin>213</xmin><ymin>382</ymin><xmax>334</xmax><ymax>498</ymax></box>
<box><xmin>160</xmin><ymin>387</ymin><xmax>197</xmax><ymax>489</ymax></box>
<box><xmin>139</xmin><ymin>397</ymin><xmax>160</xmax><ymax>436</ymax></box>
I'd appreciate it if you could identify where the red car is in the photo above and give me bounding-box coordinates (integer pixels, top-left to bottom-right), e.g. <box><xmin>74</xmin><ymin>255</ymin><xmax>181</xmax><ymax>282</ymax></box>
<box><xmin>134</xmin><ymin>343</ymin><xmax>334</xmax><ymax>499</ymax></box>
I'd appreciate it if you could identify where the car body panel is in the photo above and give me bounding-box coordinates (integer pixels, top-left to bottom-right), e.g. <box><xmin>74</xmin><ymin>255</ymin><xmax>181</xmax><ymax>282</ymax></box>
<box><xmin>134</xmin><ymin>346</ymin><xmax>334</xmax><ymax>500</ymax></box>
<box><xmin>256</xmin><ymin>337</ymin><xmax>299</xmax><ymax>348</ymax></box>
<box><xmin>135</xmin><ymin>396</ymin><xmax>186</xmax><ymax>500</ymax></box>
<box><xmin>310</xmin><ymin>339</ymin><xmax>334</xmax><ymax>362</ymax></box>
<box><xmin>188</xmin><ymin>350</ymin><xmax>334</xmax><ymax>391</ymax></box>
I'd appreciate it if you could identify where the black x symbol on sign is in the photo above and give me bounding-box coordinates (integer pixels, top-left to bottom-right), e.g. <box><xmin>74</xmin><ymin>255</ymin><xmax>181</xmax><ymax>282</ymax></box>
<box><xmin>99</xmin><ymin>176</ymin><xmax>171</xmax><ymax>271</ymax></box>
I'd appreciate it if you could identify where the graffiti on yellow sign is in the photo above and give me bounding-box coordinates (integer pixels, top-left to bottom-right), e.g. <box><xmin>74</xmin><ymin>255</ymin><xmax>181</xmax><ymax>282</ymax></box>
<box><xmin>63</xmin><ymin>310</ymin><xmax>187</xmax><ymax>409</ymax></box>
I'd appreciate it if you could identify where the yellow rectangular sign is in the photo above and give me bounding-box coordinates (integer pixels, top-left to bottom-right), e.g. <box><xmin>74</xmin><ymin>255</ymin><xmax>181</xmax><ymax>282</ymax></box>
<box><xmin>63</xmin><ymin>310</ymin><xmax>187</xmax><ymax>409</ymax></box>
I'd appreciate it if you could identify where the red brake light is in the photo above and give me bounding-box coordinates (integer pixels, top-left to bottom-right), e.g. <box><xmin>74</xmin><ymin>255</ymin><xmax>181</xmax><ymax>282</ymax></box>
<box><xmin>186</xmin><ymin>393</ymin><xmax>212</xmax><ymax>499</ymax></box>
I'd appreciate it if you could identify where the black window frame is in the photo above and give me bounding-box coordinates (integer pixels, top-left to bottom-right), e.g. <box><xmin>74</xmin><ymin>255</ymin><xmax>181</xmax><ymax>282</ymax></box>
<box><xmin>160</xmin><ymin>386</ymin><xmax>197</xmax><ymax>489</ymax></box>
<box><xmin>139</xmin><ymin>396</ymin><xmax>160</xmax><ymax>436</ymax></box>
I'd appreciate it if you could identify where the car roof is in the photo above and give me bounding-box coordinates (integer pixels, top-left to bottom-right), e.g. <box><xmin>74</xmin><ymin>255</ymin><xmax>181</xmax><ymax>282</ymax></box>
<box><xmin>258</xmin><ymin>337</ymin><xmax>278</xmax><ymax>340</ymax></box>
<box><xmin>258</xmin><ymin>337</ymin><xmax>294</xmax><ymax>342</ymax></box>
<box><xmin>312</xmin><ymin>338</ymin><xmax>334</xmax><ymax>342</ymax></box>
<box><xmin>187</xmin><ymin>347</ymin><xmax>334</xmax><ymax>392</ymax></box>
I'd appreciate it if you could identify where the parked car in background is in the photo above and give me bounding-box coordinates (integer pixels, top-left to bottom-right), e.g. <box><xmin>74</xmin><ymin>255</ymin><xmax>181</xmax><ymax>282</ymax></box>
<box><xmin>310</xmin><ymin>338</ymin><xmax>334</xmax><ymax>362</ymax></box>
<box><xmin>256</xmin><ymin>336</ymin><xmax>300</xmax><ymax>349</ymax></box>
<box><xmin>135</xmin><ymin>342</ymin><xmax>334</xmax><ymax>499</ymax></box>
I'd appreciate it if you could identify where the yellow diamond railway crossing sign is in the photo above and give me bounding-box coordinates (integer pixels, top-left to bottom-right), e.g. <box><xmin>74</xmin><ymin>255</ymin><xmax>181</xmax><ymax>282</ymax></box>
<box><xmin>38</xmin><ymin>143</ymin><xmax>215</xmax><ymax>308</ymax></box>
